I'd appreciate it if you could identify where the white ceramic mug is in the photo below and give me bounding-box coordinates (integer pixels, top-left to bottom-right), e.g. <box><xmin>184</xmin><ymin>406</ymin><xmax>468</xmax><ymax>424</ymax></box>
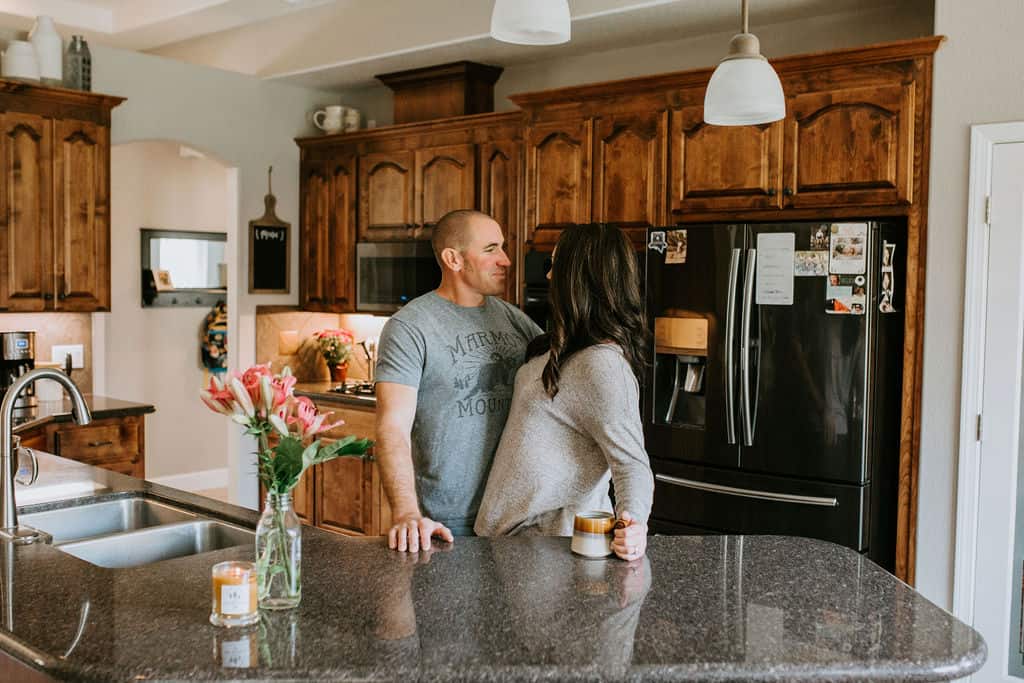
<box><xmin>313</xmin><ymin>105</ymin><xmax>344</xmax><ymax>134</ymax></box>
<box><xmin>2</xmin><ymin>41</ymin><xmax>40</xmax><ymax>82</ymax></box>
<box><xmin>570</xmin><ymin>511</ymin><xmax>616</xmax><ymax>558</ymax></box>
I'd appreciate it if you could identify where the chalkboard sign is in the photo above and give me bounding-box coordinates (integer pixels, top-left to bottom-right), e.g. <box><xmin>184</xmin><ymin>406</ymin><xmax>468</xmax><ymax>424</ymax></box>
<box><xmin>249</xmin><ymin>224</ymin><xmax>289</xmax><ymax>293</ymax></box>
<box><xmin>248</xmin><ymin>167</ymin><xmax>290</xmax><ymax>294</ymax></box>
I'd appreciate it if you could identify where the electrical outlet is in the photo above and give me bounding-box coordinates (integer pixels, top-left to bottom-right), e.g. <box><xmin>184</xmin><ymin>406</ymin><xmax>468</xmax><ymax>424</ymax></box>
<box><xmin>51</xmin><ymin>344</ymin><xmax>84</xmax><ymax>369</ymax></box>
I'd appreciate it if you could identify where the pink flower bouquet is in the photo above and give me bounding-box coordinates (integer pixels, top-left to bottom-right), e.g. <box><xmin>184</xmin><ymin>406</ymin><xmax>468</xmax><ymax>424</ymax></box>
<box><xmin>201</xmin><ymin>364</ymin><xmax>372</xmax><ymax>494</ymax></box>
<box><xmin>313</xmin><ymin>329</ymin><xmax>354</xmax><ymax>367</ymax></box>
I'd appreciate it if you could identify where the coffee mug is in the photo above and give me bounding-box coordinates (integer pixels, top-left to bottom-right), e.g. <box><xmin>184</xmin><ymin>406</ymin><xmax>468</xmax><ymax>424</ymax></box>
<box><xmin>571</xmin><ymin>511</ymin><xmax>616</xmax><ymax>558</ymax></box>
<box><xmin>313</xmin><ymin>105</ymin><xmax>344</xmax><ymax>134</ymax></box>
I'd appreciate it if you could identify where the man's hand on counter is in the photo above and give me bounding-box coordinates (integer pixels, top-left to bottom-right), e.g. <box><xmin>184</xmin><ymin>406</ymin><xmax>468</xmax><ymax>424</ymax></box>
<box><xmin>388</xmin><ymin>515</ymin><xmax>453</xmax><ymax>552</ymax></box>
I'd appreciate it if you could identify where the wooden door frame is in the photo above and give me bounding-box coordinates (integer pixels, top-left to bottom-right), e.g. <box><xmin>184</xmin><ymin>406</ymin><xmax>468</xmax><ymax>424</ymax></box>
<box><xmin>953</xmin><ymin>121</ymin><xmax>1024</xmax><ymax>624</ymax></box>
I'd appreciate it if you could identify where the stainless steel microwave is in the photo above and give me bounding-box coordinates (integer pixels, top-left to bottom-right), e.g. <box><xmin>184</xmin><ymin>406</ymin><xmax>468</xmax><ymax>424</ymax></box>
<box><xmin>356</xmin><ymin>241</ymin><xmax>441</xmax><ymax>313</ymax></box>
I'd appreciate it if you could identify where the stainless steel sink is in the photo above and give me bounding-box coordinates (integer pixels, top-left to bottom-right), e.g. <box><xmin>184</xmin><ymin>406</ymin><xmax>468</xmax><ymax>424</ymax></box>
<box><xmin>57</xmin><ymin>520</ymin><xmax>255</xmax><ymax>569</ymax></box>
<box><xmin>20</xmin><ymin>498</ymin><xmax>198</xmax><ymax>543</ymax></box>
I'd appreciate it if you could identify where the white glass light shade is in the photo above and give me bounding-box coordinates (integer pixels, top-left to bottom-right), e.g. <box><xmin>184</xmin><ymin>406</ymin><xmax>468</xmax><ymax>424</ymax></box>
<box><xmin>704</xmin><ymin>56</ymin><xmax>785</xmax><ymax>126</ymax></box>
<box><xmin>491</xmin><ymin>0</ymin><xmax>571</xmax><ymax>46</ymax></box>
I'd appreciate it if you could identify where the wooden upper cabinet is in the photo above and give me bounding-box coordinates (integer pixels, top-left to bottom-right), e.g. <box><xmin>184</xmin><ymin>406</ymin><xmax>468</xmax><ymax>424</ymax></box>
<box><xmin>358</xmin><ymin>150</ymin><xmax>415</xmax><ymax>240</ymax></box>
<box><xmin>299</xmin><ymin>162</ymin><xmax>331</xmax><ymax>310</ymax></box>
<box><xmin>329</xmin><ymin>157</ymin><xmax>356</xmax><ymax>310</ymax></box>
<box><xmin>525</xmin><ymin>118</ymin><xmax>592</xmax><ymax>248</ymax></box>
<box><xmin>593</xmin><ymin>111</ymin><xmax>667</xmax><ymax>244</ymax></box>
<box><xmin>415</xmin><ymin>143</ymin><xmax>476</xmax><ymax>232</ymax></box>
<box><xmin>785</xmin><ymin>82</ymin><xmax>914</xmax><ymax>208</ymax></box>
<box><xmin>670</xmin><ymin>103</ymin><xmax>783</xmax><ymax>214</ymax></box>
<box><xmin>479</xmin><ymin>140</ymin><xmax>521</xmax><ymax>303</ymax></box>
<box><xmin>53</xmin><ymin>119</ymin><xmax>109</xmax><ymax>311</ymax></box>
<box><xmin>0</xmin><ymin>112</ymin><xmax>52</xmax><ymax>311</ymax></box>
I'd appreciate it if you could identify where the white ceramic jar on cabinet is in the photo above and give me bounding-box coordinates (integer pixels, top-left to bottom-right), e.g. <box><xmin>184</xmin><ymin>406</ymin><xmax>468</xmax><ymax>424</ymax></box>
<box><xmin>28</xmin><ymin>16</ymin><xmax>62</xmax><ymax>85</ymax></box>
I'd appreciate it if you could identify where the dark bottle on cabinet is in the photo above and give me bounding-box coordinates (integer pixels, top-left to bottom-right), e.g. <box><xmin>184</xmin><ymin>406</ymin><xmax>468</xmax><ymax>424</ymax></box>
<box><xmin>63</xmin><ymin>35</ymin><xmax>91</xmax><ymax>91</ymax></box>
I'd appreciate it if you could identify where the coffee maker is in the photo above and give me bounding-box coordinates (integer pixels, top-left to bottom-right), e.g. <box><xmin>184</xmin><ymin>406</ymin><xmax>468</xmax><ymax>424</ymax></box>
<box><xmin>0</xmin><ymin>331</ymin><xmax>36</xmax><ymax>409</ymax></box>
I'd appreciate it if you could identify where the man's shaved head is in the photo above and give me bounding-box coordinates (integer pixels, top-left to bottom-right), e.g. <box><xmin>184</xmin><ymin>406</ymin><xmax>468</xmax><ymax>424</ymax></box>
<box><xmin>431</xmin><ymin>209</ymin><xmax>492</xmax><ymax>265</ymax></box>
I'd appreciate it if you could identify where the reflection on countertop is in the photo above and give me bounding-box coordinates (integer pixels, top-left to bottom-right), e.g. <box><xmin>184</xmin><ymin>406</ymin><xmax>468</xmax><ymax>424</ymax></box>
<box><xmin>0</xmin><ymin>454</ymin><xmax>987</xmax><ymax>682</ymax></box>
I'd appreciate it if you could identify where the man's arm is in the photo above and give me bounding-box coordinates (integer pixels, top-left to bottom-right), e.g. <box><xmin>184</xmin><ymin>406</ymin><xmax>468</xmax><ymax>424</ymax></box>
<box><xmin>375</xmin><ymin>381</ymin><xmax>453</xmax><ymax>552</ymax></box>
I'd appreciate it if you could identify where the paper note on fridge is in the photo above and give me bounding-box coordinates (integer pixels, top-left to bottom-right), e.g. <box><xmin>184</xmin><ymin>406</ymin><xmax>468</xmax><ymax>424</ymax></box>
<box><xmin>828</xmin><ymin>223</ymin><xmax>868</xmax><ymax>274</ymax></box>
<box><xmin>755</xmin><ymin>232</ymin><xmax>795</xmax><ymax>305</ymax></box>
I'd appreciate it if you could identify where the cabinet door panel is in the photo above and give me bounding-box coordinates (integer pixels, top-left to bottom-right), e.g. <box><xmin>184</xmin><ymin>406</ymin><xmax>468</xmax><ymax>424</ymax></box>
<box><xmin>317</xmin><ymin>455</ymin><xmax>376</xmax><ymax>536</ymax></box>
<box><xmin>329</xmin><ymin>158</ymin><xmax>356</xmax><ymax>310</ymax></box>
<box><xmin>299</xmin><ymin>163</ymin><xmax>331</xmax><ymax>309</ymax></box>
<box><xmin>416</xmin><ymin>143</ymin><xmax>475</xmax><ymax>233</ymax></box>
<box><xmin>670</xmin><ymin>104</ymin><xmax>783</xmax><ymax>213</ymax></box>
<box><xmin>0</xmin><ymin>113</ymin><xmax>52</xmax><ymax>311</ymax></box>
<box><xmin>594</xmin><ymin>111</ymin><xmax>666</xmax><ymax>246</ymax></box>
<box><xmin>358</xmin><ymin>151</ymin><xmax>414</xmax><ymax>241</ymax></box>
<box><xmin>785</xmin><ymin>83</ymin><xmax>914</xmax><ymax>207</ymax></box>
<box><xmin>525</xmin><ymin>119</ymin><xmax>592</xmax><ymax>248</ymax></box>
<box><xmin>292</xmin><ymin>468</ymin><xmax>315</xmax><ymax>525</ymax></box>
<box><xmin>54</xmin><ymin>119</ymin><xmax>109</xmax><ymax>311</ymax></box>
<box><xmin>479</xmin><ymin>141</ymin><xmax>521</xmax><ymax>304</ymax></box>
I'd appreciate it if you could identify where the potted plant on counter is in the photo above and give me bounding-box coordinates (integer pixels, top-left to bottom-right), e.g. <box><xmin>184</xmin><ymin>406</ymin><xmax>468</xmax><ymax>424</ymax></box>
<box><xmin>201</xmin><ymin>364</ymin><xmax>372</xmax><ymax>609</ymax></box>
<box><xmin>314</xmin><ymin>328</ymin><xmax>355</xmax><ymax>384</ymax></box>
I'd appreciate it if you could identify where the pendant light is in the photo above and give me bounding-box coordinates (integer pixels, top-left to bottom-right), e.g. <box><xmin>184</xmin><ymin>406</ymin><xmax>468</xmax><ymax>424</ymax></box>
<box><xmin>491</xmin><ymin>0</ymin><xmax>571</xmax><ymax>46</ymax></box>
<box><xmin>703</xmin><ymin>0</ymin><xmax>785</xmax><ymax>126</ymax></box>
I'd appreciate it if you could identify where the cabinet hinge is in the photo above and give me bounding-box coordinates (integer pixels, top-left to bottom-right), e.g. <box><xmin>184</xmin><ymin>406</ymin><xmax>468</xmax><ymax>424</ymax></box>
<box><xmin>985</xmin><ymin>195</ymin><xmax>992</xmax><ymax>225</ymax></box>
<box><xmin>977</xmin><ymin>413</ymin><xmax>983</xmax><ymax>442</ymax></box>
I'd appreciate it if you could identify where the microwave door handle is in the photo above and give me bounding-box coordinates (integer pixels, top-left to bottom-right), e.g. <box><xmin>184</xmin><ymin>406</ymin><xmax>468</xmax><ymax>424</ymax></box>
<box><xmin>725</xmin><ymin>248</ymin><xmax>741</xmax><ymax>445</ymax></box>
<box><xmin>740</xmin><ymin>248</ymin><xmax>756</xmax><ymax>447</ymax></box>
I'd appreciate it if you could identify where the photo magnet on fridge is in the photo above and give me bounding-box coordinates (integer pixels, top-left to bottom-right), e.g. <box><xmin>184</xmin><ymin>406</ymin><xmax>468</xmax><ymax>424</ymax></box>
<box><xmin>829</xmin><ymin>223</ymin><xmax>868</xmax><ymax>275</ymax></box>
<box><xmin>809</xmin><ymin>226</ymin><xmax>830</xmax><ymax>251</ymax></box>
<box><xmin>826</xmin><ymin>274</ymin><xmax>866</xmax><ymax>315</ymax></box>
<box><xmin>794</xmin><ymin>251</ymin><xmax>828</xmax><ymax>276</ymax></box>
<box><xmin>648</xmin><ymin>231</ymin><xmax>667</xmax><ymax>253</ymax></box>
<box><xmin>665</xmin><ymin>230</ymin><xmax>687</xmax><ymax>264</ymax></box>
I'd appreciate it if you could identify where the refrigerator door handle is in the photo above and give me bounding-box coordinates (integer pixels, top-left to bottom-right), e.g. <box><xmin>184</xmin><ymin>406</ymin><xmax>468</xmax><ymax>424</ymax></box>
<box><xmin>740</xmin><ymin>248</ymin><xmax>757</xmax><ymax>446</ymax></box>
<box><xmin>725</xmin><ymin>248</ymin><xmax>741</xmax><ymax>445</ymax></box>
<box><xmin>655</xmin><ymin>474</ymin><xmax>839</xmax><ymax>507</ymax></box>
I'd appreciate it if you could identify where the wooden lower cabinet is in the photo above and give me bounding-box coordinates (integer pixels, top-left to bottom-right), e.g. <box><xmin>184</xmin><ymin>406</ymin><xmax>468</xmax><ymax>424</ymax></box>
<box><xmin>18</xmin><ymin>413</ymin><xmax>146</xmax><ymax>478</ymax></box>
<box><xmin>261</xmin><ymin>401</ymin><xmax>389</xmax><ymax>537</ymax></box>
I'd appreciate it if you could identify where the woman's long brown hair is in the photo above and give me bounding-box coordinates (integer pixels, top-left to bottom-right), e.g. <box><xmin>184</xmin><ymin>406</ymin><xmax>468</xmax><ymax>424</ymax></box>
<box><xmin>527</xmin><ymin>224</ymin><xmax>649</xmax><ymax>398</ymax></box>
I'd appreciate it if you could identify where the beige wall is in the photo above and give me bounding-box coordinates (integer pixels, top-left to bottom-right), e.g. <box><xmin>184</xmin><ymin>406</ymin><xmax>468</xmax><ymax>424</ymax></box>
<box><xmin>339</xmin><ymin>1</ymin><xmax>933</xmax><ymax>127</ymax></box>
<box><xmin>88</xmin><ymin>44</ymin><xmax>337</xmax><ymax>505</ymax></box>
<box><xmin>915</xmin><ymin>0</ymin><xmax>1024</xmax><ymax>609</ymax></box>
<box><xmin>107</xmin><ymin>141</ymin><xmax>230</xmax><ymax>480</ymax></box>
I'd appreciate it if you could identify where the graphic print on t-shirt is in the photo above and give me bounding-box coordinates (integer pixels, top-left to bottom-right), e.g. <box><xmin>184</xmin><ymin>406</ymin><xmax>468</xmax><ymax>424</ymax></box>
<box><xmin>447</xmin><ymin>329</ymin><xmax>521</xmax><ymax>418</ymax></box>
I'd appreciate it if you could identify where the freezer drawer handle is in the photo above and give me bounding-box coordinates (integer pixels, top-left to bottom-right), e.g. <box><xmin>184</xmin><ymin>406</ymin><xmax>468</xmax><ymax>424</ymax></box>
<box><xmin>654</xmin><ymin>473</ymin><xmax>839</xmax><ymax>507</ymax></box>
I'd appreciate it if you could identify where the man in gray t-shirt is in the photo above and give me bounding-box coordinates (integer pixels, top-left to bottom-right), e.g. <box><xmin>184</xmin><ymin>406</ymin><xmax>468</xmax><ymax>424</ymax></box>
<box><xmin>375</xmin><ymin>210</ymin><xmax>542</xmax><ymax>551</ymax></box>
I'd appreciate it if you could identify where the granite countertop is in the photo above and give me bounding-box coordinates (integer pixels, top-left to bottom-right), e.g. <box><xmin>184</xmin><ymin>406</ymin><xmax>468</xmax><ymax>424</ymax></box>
<box><xmin>294</xmin><ymin>381</ymin><xmax>376</xmax><ymax>408</ymax></box>
<box><xmin>11</xmin><ymin>394</ymin><xmax>155</xmax><ymax>433</ymax></box>
<box><xmin>1</xmin><ymin>456</ymin><xmax>986</xmax><ymax>682</ymax></box>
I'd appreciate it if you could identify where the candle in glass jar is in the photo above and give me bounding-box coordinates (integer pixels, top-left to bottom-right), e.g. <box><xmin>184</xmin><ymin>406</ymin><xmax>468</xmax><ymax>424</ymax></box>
<box><xmin>210</xmin><ymin>561</ymin><xmax>258</xmax><ymax>627</ymax></box>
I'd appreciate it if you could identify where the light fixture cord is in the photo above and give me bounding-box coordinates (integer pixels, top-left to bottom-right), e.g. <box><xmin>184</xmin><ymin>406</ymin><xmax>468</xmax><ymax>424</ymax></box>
<box><xmin>742</xmin><ymin>0</ymin><xmax>749</xmax><ymax>34</ymax></box>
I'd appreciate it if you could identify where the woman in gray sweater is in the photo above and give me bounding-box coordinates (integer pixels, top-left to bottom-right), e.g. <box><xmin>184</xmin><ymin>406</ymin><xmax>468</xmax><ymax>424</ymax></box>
<box><xmin>474</xmin><ymin>224</ymin><xmax>654</xmax><ymax>560</ymax></box>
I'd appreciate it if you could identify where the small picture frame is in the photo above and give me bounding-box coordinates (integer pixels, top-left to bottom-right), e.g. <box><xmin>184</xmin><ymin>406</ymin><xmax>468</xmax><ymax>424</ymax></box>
<box><xmin>154</xmin><ymin>269</ymin><xmax>174</xmax><ymax>291</ymax></box>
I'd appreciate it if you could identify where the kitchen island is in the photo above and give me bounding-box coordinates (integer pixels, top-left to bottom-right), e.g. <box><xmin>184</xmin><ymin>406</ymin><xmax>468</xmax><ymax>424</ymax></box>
<box><xmin>1</xmin><ymin>454</ymin><xmax>985</xmax><ymax>682</ymax></box>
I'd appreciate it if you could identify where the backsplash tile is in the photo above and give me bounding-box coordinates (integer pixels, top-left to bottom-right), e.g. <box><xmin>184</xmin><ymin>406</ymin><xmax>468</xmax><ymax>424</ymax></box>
<box><xmin>255</xmin><ymin>308</ymin><xmax>389</xmax><ymax>382</ymax></box>
<box><xmin>0</xmin><ymin>313</ymin><xmax>93</xmax><ymax>392</ymax></box>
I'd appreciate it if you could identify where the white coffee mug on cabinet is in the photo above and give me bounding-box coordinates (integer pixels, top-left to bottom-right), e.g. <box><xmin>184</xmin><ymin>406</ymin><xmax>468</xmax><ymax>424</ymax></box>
<box><xmin>313</xmin><ymin>105</ymin><xmax>345</xmax><ymax>134</ymax></box>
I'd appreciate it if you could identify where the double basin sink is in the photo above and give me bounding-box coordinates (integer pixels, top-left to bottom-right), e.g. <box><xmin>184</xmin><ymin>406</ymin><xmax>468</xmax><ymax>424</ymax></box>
<box><xmin>20</xmin><ymin>497</ymin><xmax>254</xmax><ymax>568</ymax></box>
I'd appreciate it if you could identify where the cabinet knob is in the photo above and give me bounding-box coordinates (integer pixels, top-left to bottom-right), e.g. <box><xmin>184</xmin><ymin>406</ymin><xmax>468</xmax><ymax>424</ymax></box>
<box><xmin>42</xmin><ymin>293</ymin><xmax>53</xmax><ymax>301</ymax></box>
<box><xmin>130</xmin><ymin>454</ymin><xmax>140</xmax><ymax>464</ymax></box>
<box><xmin>767</xmin><ymin>188</ymin><xmax>777</xmax><ymax>197</ymax></box>
<box><xmin>783</xmin><ymin>188</ymin><xmax>794</xmax><ymax>197</ymax></box>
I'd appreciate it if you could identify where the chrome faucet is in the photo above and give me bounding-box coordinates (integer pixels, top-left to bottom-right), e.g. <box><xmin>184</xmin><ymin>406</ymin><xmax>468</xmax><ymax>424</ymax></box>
<box><xmin>0</xmin><ymin>368</ymin><xmax>91</xmax><ymax>544</ymax></box>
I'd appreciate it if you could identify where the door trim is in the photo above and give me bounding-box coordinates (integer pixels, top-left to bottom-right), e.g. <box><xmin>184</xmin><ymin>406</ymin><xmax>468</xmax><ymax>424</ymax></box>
<box><xmin>953</xmin><ymin>121</ymin><xmax>1024</xmax><ymax>625</ymax></box>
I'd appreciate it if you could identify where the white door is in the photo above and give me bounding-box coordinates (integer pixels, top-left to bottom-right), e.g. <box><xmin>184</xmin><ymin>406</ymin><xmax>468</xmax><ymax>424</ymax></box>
<box><xmin>956</xmin><ymin>127</ymin><xmax>1024</xmax><ymax>682</ymax></box>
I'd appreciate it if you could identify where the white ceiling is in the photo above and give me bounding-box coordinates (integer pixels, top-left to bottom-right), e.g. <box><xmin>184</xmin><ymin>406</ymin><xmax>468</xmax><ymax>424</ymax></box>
<box><xmin>0</xmin><ymin>0</ymin><xmax>916</xmax><ymax>90</ymax></box>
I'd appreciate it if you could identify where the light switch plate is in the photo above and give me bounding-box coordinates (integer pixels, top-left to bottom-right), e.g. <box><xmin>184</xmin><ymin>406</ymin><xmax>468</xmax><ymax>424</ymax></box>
<box><xmin>51</xmin><ymin>344</ymin><xmax>84</xmax><ymax>369</ymax></box>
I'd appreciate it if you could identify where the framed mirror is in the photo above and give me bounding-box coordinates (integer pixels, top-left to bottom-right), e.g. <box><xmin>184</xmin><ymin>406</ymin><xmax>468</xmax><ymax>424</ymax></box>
<box><xmin>141</xmin><ymin>228</ymin><xmax>228</xmax><ymax>307</ymax></box>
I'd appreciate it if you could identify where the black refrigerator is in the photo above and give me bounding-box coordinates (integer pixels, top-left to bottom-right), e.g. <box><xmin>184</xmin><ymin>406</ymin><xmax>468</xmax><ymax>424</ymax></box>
<box><xmin>643</xmin><ymin>221</ymin><xmax>905</xmax><ymax>571</ymax></box>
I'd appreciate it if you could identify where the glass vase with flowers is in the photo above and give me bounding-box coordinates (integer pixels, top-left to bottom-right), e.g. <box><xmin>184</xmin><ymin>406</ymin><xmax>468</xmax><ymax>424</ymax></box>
<box><xmin>201</xmin><ymin>364</ymin><xmax>372</xmax><ymax>609</ymax></box>
<box><xmin>314</xmin><ymin>329</ymin><xmax>355</xmax><ymax>384</ymax></box>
